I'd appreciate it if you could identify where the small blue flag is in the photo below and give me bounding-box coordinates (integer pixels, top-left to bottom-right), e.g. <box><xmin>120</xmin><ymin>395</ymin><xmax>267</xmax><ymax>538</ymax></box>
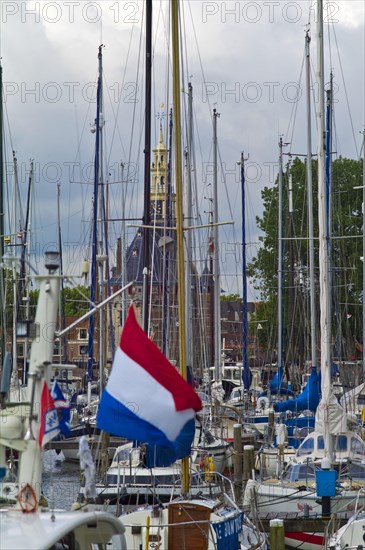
<box><xmin>51</xmin><ymin>381</ymin><xmax>71</xmax><ymax>435</ymax></box>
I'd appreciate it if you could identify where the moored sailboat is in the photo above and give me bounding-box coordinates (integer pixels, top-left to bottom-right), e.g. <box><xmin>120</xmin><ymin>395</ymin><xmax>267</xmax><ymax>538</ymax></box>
<box><xmin>87</xmin><ymin>2</ymin><xmax>267</xmax><ymax>548</ymax></box>
<box><xmin>0</xmin><ymin>251</ymin><xmax>127</xmax><ymax>549</ymax></box>
<box><xmin>243</xmin><ymin>2</ymin><xmax>365</xmax><ymax>548</ymax></box>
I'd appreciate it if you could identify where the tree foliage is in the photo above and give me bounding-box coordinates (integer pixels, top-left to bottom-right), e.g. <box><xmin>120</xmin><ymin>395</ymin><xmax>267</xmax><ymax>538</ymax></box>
<box><xmin>63</xmin><ymin>286</ymin><xmax>90</xmax><ymax>317</ymax></box>
<box><xmin>247</xmin><ymin>156</ymin><xmax>364</xmax><ymax>363</ymax></box>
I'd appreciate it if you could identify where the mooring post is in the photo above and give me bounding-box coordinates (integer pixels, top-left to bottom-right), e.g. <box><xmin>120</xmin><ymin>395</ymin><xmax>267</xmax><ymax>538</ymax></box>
<box><xmin>270</xmin><ymin>518</ymin><xmax>285</xmax><ymax>549</ymax></box>
<box><xmin>233</xmin><ymin>423</ymin><xmax>243</xmax><ymax>503</ymax></box>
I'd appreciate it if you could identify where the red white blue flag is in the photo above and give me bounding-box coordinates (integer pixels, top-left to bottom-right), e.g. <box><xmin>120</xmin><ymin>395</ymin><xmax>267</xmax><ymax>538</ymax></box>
<box><xmin>51</xmin><ymin>380</ymin><xmax>71</xmax><ymax>435</ymax></box>
<box><xmin>38</xmin><ymin>380</ymin><xmax>60</xmax><ymax>447</ymax></box>
<box><xmin>97</xmin><ymin>305</ymin><xmax>202</xmax><ymax>466</ymax></box>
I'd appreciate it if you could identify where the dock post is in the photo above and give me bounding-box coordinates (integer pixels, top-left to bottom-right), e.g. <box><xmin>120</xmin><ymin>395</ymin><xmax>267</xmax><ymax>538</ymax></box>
<box><xmin>243</xmin><ymin>444</ymin><xmax>255</xmax><ymax>484</ymax></box>
<box><xmin>269</xmin><ymin>518</ymin><xmax>285</xmax><ymax>549</ymax></box>
<box><xmin>233</xmin><ymin>423</ymin><xmax>243</xmax><ymax>503</ymax></box>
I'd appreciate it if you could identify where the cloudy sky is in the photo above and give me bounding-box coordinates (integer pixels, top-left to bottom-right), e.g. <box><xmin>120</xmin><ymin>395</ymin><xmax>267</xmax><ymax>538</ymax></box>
<box><xmin>0</xmin><ymin>1</ymin><xmax>364</xmax><ymax>298</ymax></box>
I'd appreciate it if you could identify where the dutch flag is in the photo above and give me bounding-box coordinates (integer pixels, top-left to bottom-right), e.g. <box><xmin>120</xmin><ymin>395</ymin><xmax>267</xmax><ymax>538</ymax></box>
<box><xmin>96</xmin><ymin>305</ymin><xmax>202</xmax><ymax>466</ymax></box>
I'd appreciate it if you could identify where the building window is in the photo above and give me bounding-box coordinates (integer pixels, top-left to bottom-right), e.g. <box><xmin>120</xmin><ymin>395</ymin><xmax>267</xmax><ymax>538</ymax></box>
<box><xmin>79</xmin><ymin>328</ymin><xmax>87</xmax><ymax>340</ymax></box>
<box><xmin>54</xmin><ymin>344</ymin><xmax>60</xmax><ymax>356</ymax></box>
<box><xmin>79</xmin><ymin>345</ymin><xmax>88</xmax><ymax>356</ymax></box>
<box><xmin>17</xmin><ymin>344</ymin><xmax>24</xmax><ymax>358</ymax></box>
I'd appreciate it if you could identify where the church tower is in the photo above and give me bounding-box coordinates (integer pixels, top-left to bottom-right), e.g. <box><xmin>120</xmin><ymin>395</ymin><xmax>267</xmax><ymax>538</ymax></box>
<box><xmin>150</xmin><ymin>125</ymin><xmax>175</xmax><ymax>223</ymax></box>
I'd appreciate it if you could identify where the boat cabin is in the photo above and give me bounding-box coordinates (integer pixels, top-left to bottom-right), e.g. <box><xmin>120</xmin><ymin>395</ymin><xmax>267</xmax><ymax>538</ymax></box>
<box><xmin>296</xmin><ymin>430</ymin><xmax>365</xmax><ymax>462</ymax></box>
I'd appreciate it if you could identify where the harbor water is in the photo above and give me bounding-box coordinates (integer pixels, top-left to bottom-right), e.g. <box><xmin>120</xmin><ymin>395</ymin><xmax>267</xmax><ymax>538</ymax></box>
<box><xmin>42</xmin><ymin>450</ymin><xmax>80</xmax><ymax>510</ymax></box>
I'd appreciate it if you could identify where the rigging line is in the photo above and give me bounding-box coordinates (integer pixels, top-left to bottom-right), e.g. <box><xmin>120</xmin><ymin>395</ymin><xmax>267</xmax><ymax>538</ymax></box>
<box><xmin>330</xmin><ymin>19</ymin><xmax>359</xmax><ymax>158</ymax></box>
<box><xmin>125</xmin><ymin>1</ymin><xmax>144</xmax><ymax>222</ymax></box>
<box><xmin>187</xmin><ymin>0</ymin><xmax>214</xmax><ymax>116</ymax></box>
<box><xmin>180</xmin><ymin>0</ymin><xmax>191</xmax><ymax>88</ymax></box>
<box><xmin>285</xmin><ymin>51</ymin><xmax>305</xmax><ymax>152</ymax></box>
<box><xmin>67</xmin><ymin>86</ymin><xmax>94</xmax><ymax>248</ymax></box>
<box><xmin>104</xmin><ymin>5</ymin><xmax>138</xmax><ymax>171</ymax></box>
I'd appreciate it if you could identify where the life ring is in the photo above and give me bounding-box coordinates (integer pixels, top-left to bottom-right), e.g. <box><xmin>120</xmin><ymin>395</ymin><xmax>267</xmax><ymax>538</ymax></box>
<box><xmin>17</xmin><ymin>483</ymin><xmax>38</xmax><ymax>513</ymax></box>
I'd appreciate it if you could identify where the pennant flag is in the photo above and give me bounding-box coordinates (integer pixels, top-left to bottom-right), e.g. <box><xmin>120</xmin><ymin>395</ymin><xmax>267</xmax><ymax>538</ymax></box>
<box><xmin>97</xmin><ymin>305</ymin><xmax>202</xmax><ymax>466</ymax></box>
<box><xmin>51</xmin><ymin>381</ymin><xmax>71</xmax><ymax>435</ymax></box>
<box><xmin>38</xmin><ymin>381</ymin><xmax>60</xmax><ymax>447</ymax></box>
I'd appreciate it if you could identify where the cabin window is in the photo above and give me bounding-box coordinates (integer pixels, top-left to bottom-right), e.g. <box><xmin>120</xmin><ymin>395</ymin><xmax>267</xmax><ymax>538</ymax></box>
<box><xmin>286</xmin><ymin>463</ymin><xmax>316</xmax><ymax>482</ymax></box>
<box><xmin>349</xmin><ymin>464</ymin><xmax>365</xmax><ymax>480</ymax></box>
<box><xmin>335</xmin><ymin>435</ymin><xmax>348</xmax><ymax>451</ymax></box>
<box><xmin>297</xmin><ymin>437</ymin><xmax>314</xmax><ymax>456</ymax></box>
<box><xmin>317</xmin><ymin>436</ymin><xmax>324</xmax><ymax>450</ymax></box>
<box><xmin>351</xmin><ymin>437</ymin><xmax>365</xmax><ymax>455</ymax></box>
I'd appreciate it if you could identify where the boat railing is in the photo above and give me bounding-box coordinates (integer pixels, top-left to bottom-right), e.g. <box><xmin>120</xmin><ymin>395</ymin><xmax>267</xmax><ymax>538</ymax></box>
<box><xmin>353</xmin><ymin>487</ymin><xmax>365</xmax><ymax>514</ymax></box>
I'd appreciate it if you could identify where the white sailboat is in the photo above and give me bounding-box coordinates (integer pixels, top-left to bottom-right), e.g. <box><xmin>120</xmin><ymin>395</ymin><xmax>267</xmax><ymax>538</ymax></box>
<box><xmin>0</xmin><ymin>251</ymin><xmax>127</xmax><ymax>549</ymax></box>
<box><xmin>87</xmin><ymin>2</ymin><xmax>267</xmax><ymax>548</ymax></box>
<box><xmin>327</xmin><ymin>488</ymin><xmax>365</xmax><ymax>548</ymax></box>
<box><xmin>243</xmin><ymin>2</ymin><xmax>365</xmax><ymax>548</ymax></box>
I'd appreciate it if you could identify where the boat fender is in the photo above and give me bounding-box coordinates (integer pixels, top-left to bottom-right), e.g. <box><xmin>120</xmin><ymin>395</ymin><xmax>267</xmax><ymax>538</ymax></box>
<box><xmin>242</xmin><ymin>479</ymin><xmax>258</xmax><ymax>511</ymax></box>
<box><xmin>204</xmin><ymin>456</ymin><xmax>214</xmax><ymax>482</ymax></box>
<box><xmin>276</xmin><ymin>424</ymin><xmax>288</xmax><ymax>445</ymax></box>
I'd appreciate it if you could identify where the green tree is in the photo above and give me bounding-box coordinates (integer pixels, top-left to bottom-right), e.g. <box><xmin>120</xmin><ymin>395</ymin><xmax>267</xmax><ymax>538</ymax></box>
<box><xmin>63</xmin><ymin>286</ymin><xmax>90</xmax><ymax>316</ymax></box>
<box><xmin>247</xmin><ymin>156</ymin><xmax>364</xmax><ymax>363</ymax></box>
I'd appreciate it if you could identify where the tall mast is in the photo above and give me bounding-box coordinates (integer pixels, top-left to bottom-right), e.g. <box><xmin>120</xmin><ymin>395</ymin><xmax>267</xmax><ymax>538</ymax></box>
<box><xmin>12</xmin><ymin>151</ymin><xmax>19</xmax><ymax>385</ymax></box>
<box><xmin>317</xmin><ymin>0</ymin><xmax>333</xmax><ymax>459</ymax></box>
<box><xmin>239</xmin><ymin>152</ymin><xmax>251</xmax><ymax>389</ymax></box>
<box><xmin>213</xmin><ymin>108</ymin><xmax>221</xmax><ymax>382</ymax></box>
<box><xmin>305</xmin><ymin>29</ymin><xmax>317</xmax><ymax>371</ymax></box>
<box><xmin>277</xmin><ymin>137</ymin><xmax>284</xmax><ymax>380</ymax></box>
<box><xmin>57</xmin><ymin>182</ymin><xmax>67</xmax><ymax>364</ymax></box>
<box><xmin>87</xmin><ymin>45</ymin><xmax>103</xmax><ymax>402</ymax></box>
<box><xmin>287</xmin><ymin>161</ymin><xmax>295</xmax><ymax>366</ymax></box>
<box><xmin>0</xmin><ymin>62</ymin><xmax>6</xmax><ymax>361</ymax></box>
<box><xmin>142</xmin><ymin>0</ymin><xmax>152</xmax><ymax>334</ymax></box>
<box><xmin>22</xmin><ymin>161</ymin><xmax>34</xmax><ymax>383</ymax></box>
<box><xmin>185</xmin><ymin>84</ymin><xmax>193</xmax><ymax>368</ymax></box>
<box><xmin>171</xmin><ymin>0</ymin><xmax>189</xmax><ymax>495</ymax></box>
<box><xmin>362</xmin><ymin>129</ymin><xmax>365</xmax><ymax>381</ymax></box>
<box><xmin>162</xmin><ymin>111</ymin><xmax>173</xmax><ymax>356</ymax></box>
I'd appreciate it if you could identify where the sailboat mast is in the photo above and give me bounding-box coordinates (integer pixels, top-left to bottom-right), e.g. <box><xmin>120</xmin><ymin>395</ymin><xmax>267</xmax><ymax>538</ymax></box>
<box><xmin>239</xmin><ymin>152</ymin><xmax>251</xmax><ymax>389</ymax></box>
<box><xmin>0</xmin><ymin>62</ymin><xmax>6</xmax><ymax>362</ymax></box>
<box><xmin>87</xmin><ymin>45</ymin><xmax>103</xmax><ymax>402</ymax></box>
<box><xmin>362</xmin><ymin>129</ymin><xmax>365</xmax><ymax>381</ymax></box>
<box><xmin>57</xmin><ymin>183</ymin><xmax>67</xmax><ymax>364</ymax></box>
<box><xmin>288</xmin><ymin>161</ymin><xmax>295</xmax><ymax>365</ymax></box>
<box><xmin>305</xmin><ymin>29</ymin><xmax>317</xmax><ymax>370</ymax></box>
<box><xmin>213</xmin><ymin>109</ymin><xmax>221</xmax><ymax>382</ymax></box>
<box><xmin>317</xmin><ymin>0</ymin><xmax>333</xmax><ymax>458</ymax></box>
<box><xmin>142</xmin><ymin>0</ymin><xmax>152</xmax><ymax>334</ymax></box>
<box><xmin>278</xmin><ymin>137</ymin><xmax>284</xmax><ymax>376</ymax></box>
<box><xmin>171</xmin><ymin>0</ymin><xmax>189</xmax><ymax>495</ymax></box>
<box><xmin>185</xmin><ymin>83</ymin><xmax>193</xmax><ymax>368</ymax></box>
<box><xmin>12</xmin><ymin>151</ymin><xmax>19</xmax><ymax>384</ymax></box>
<box><xmin>22</xmin><ymin>161</ymin><xmax>34</xmax><ymax>384</ymax></box>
